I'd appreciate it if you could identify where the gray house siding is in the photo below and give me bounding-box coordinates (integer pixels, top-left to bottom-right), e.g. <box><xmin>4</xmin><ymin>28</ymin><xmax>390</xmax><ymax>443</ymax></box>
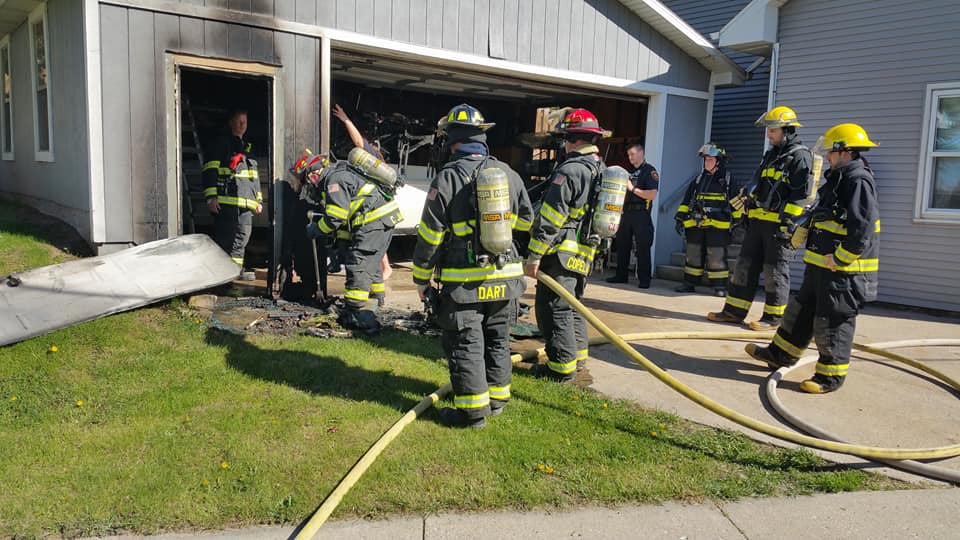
<box><xmin>777</xmin><ymin>0</ymin><xmax>960</xmax><ymax>312</ymax></box>
<box><xmin>0</xmin><ymin>0</ymin><xmax>91</xmax><ymax>239</ymax></box>
<box><xmin>98</xmin><ymin>4</ymin><xmax>320</xmax><ymax>244</ymax></box>
<box><xmin>654</xmin><ymin>93</ymin><xmax>708</xmax><ymax>266</ymax></box>
<box><xmin>662</xmin><ymin>0</ymin><xmax>769</xmax><ymax>186</ymax></box>
<box><xmin>175</xmin><ymin>0</ymin><xmax>711</xmax><ymax>91</ymax></box>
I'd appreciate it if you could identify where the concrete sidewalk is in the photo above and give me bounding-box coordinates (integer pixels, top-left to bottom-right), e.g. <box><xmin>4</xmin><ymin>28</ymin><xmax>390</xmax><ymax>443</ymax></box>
<box><xmin>95</xmin><ymin>488</ymin><xmax>960</xmax><ymax>540</ymax></box>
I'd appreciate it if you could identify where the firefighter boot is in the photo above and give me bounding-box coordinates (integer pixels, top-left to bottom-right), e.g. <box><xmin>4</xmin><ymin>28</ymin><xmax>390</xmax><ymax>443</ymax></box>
<box><xmin>707</xmin><ymin>310</ymin><xmax>743</xmax><ymax>324</ymax></box>
<box><xmin>800</xmin><ymin>375</ymin><xmax>844</xmax><ymax>394</ymax></box>
<box><xmin>532</xmin><ymin>363</ymin><xmax>575</xmax><ymax>384</ymax></box>
<box><xmin>744</xmin><ymin>343</ymin><xmax>797</xmax><ymax>370</ymax></box>
<box><xmin>714</xmin><ymin>287</ymin><xmax>727</xmax><ymax>297</ymax></box>
<box><xmin>438</xmin><ymin>407</ymin><xmax>485</xmax><ymax>429</ymax></box>
<box><xmin>748</xmin><ymin>315</ymin><xmax>781</xmax><ymax>332</ymax></box>
<box><xmin>675</xmin><ymin>283</ymin><xmax>696</xmax><ymax>293</ymax></box>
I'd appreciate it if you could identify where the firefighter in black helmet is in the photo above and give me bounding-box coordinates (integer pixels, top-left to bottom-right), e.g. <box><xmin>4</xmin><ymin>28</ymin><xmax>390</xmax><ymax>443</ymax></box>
<box><xmin>747</xmin><ymin>123</ymin><xmax>880</xmax><ymax>394</ymax></box>
<box><xmin>675</xmin><ymin>143</ymin><xmax>739</xmax><ymax>296</ymax></box>
<box><xmin>709</xmin><ymin>106</ymin><xmax>814</xmax><ymax>330</ymax></box>
<box><xmin>525</xmin><ymin>108</ymin><xmax>609</xmax><ymax>382</ymax></box>
<box><xmin>203</xmin><ymin>110</ymin><xmax>262</xmax><ymax>268</ymax></box>
<box><xmin>301</xmin><ymin>147</ymin><xmax>402</xmax><ymax>331</ymax></box>
<box><xmin>412</xmin><ymin>104</ymin><xmax>534</xmax><ymax>428</ymax></box>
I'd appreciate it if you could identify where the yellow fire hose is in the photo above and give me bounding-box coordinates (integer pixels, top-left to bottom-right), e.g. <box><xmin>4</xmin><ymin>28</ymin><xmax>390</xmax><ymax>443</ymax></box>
<box><xmin>293</xmin><ymin>273</ymin><xmax>960</xmax><ymax>539</ymax></box>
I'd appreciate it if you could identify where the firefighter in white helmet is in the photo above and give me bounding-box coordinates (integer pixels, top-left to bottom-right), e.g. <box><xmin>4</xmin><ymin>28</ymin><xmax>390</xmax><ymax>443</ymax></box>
<box><xmin>412</xmin><ymin>104</ymin><xmax>534</xmax><ymax>428</ymax></box>
<box><xmin>747</xmin><ymin>123</ymin><xmax>880</xmax><ymax>394</ymax></box>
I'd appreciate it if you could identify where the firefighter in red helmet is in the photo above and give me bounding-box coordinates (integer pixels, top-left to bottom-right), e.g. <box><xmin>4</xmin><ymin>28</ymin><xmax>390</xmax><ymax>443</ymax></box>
<box><xmin>525</xmin><ymin>108</ymin><xmax>609</xmax><ymax>382</ymax></box>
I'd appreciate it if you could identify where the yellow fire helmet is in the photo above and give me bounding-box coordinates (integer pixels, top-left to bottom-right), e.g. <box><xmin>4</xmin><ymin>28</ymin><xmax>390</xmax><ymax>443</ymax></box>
<box><xmin>755</xmin><ymin>106</ymin><xmax>803</xmax><ymax>128</ymax></box>
<box><xmin>823</xmin><ymin>123</ymin><xmax>878</xmax><ymax>151</ymax></box>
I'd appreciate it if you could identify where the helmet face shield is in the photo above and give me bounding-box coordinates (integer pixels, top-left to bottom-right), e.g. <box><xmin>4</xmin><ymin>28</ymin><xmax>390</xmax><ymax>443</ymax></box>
<box><xmin>697</xmin><ymin>143</ymin><xmax>726</xmax><ymax>158</ymax></box>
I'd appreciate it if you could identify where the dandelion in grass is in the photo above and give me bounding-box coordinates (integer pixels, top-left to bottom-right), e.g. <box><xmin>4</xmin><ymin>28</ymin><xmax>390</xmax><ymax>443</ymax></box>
<box><xmin>220</xmin><ymin>461</ymin><xmax>230</xmax><ymax>470</ymax></box>
<box><xmin>76</xmin><ymin>400</ymin><xmax>84</xmax><ymax>407</ymax></box>
<box><xmin>9</xmin><ymin>396</ymin><xmax>17</xmax><ymax>401</ymax></box>
<box><xmin>650</xmin><ymin>431</ymin><xmax>658</xmax><ymax>437</ymax></box>
<box><xmin>601</xmin><ymin>402</ymin><xmax>608</xmax><ymax>409</ymax></box>
<box><xmin>48</xmin><ymin>345</ymin><xmax>58</xmax><ymax>353</ymax></box>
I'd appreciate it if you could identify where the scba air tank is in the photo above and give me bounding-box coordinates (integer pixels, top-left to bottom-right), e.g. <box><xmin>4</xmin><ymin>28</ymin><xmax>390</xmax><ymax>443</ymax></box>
<box><xmin>347</xmin><ymin>147</ymin><xmax>398</xmax><ymax>189</ymax></box>
<box><xmin>591</xmin><ymin>165</ymin><xmax>629</xmax><ymax>238</ymax></box>
<box><xmin>475</xmin><ymin>167</ymin><xmax>513</xmax><ymax>259</ymax></box>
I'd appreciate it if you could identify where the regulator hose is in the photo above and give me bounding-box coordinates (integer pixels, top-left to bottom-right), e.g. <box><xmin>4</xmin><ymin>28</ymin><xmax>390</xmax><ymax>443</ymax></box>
<box><xmin>292</xmin><ymin>275</ymin><xmax>959</xmax><ymax>539</ymax></box>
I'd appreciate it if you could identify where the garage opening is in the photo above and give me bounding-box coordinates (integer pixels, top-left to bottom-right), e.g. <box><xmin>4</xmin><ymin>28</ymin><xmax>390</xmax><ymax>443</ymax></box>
<box><xmin>330</xmin><ymin>50</ymin><xmax>649</xmax><ymax>259</ymax></box>
<box><xmin>178</xmin><ymin>66</ymin><xmax>273</xmax><ymax>268</ymax></box>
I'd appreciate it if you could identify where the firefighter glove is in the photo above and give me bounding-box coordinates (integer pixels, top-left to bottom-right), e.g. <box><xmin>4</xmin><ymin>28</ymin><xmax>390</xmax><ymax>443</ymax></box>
<box><xmin>305</xmin><ymin>222</ymin><xmax>324</xmax><ymax>240</ymax></box>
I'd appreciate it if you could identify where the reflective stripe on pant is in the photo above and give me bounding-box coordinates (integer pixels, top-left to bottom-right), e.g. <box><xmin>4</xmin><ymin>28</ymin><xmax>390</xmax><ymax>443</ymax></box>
<box><xmin>683</xmin><ymin>227</ymin><xmax>729</xmax><ymax>287</ymax></box>
<box><xmin>437</xmin><ymin>298</ymin><xmax>516</xmax><ymax>420</ymax></box>
<box><xmin>536</xmin><ymin>255</ymin><xmax>588</xmax><ymax>378</ymax></box>
<box><xmin>344</xmin><ymin>227</ymin><xmax>394</xmax><ymax>309</ymax></box>
<box><xmin>724</xmin><ymin>219</ymin><xmax>792</xmax><ymax>320</ymax></box>
<box><xmin>770</xmin><ymin>266</ymin><xmax>865</xmax><ymax>387</ymax></box>
<box><xmin>213</xmin><ymin>205</ymin><xmax>252</xmax><ymax>266</ymax></box>
<box><xmin>613</xmin><ymin>210</ymin><xmax>654</xmax><ymax>284</ymax></box>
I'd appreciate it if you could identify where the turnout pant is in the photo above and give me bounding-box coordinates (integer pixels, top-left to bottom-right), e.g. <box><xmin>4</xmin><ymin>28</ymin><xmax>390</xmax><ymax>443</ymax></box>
<box><xmin>723</xmin><ymin>219</ymin><xmax>793</xmax><ymax>321</ymax></box>
<box><xmin>436</xmin><ymin>298</ymin><xmax>517</xmax><ymax>420</ymax></box>
<box><xmin>535</xmin><ymin>255</ymin><xmax>589</xmax><ymax>378</ymax></box>
<box><xmin>214</xmin><ymin>205</ymin><xmax>253</xmax><ymax>266</ymax></box>
<box><xmin>683</xmin><ymin>227</ymin><xmax>730</xmax><ymax>287</ymax></box>
<box><xmin>613</xmin><ymin>210</ymin><xmax>654</xmax><ymax>284</ymax></box>
<box><xmin>344</xmin><ymin>226</ymin><xmax>394</xmax><ymax>310</ymax></box>
<box><xmin>768</xmin><ymin>266</ymin><xmax>870</xmax><ymax>391</ymax></box>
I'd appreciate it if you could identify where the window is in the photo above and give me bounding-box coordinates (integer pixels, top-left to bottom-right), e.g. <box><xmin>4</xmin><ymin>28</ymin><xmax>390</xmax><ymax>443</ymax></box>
<box><xmin>29</xmin><ymin>4</ymin><xmax>53</xmax><ymax>161</ymax></box>
<box><xmin>0</xmin><ymin>35</ymin><xmax>12</xmax><ymax>160</ymax></box>
<box><xmin>917</xmin><ymin>83</ymin><xmax>960</xmax><ymax>221</ymax></box>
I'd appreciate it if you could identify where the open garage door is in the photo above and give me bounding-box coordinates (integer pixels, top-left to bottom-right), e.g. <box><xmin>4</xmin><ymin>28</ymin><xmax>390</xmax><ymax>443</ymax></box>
<box><xmin>330</xmin><ymin>49</ymin><xmax>650</xmax><ymax>241</ymax></box>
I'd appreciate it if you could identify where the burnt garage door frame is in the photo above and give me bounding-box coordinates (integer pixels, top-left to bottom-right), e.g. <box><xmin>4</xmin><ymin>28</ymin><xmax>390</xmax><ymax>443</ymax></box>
<box><xmin>321</xmin><ymin>35</ymin><xmax>694</xmax><ymax>267</ymax></box>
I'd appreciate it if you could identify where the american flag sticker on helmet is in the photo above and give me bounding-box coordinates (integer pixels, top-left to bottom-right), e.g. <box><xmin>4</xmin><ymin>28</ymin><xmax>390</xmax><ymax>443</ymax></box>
<box><xmin>427</xmin><ymin>187</ymin><xmax>438</xmax><ymax>201</ymax></box>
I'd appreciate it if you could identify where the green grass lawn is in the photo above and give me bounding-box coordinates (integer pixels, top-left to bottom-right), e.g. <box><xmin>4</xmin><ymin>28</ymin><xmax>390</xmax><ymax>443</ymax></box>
<box><xmin>0</xmin><ymin>198</ymin><xmax>905</xmax><ymax>538</ymax></box>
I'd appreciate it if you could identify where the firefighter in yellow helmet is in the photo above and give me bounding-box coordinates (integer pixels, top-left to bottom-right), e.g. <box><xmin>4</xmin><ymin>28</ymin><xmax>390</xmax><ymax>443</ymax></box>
<box><xmin>708</xmin><ymin>106</ymin><xmax>814</xmax><ymax>330</ymax></box>
<box><xmin>746</xmin><ymin>123</ymin><xmax>880</xmax><ymax>394</ymax></box>
<box><xmin>412</xmin><ymin>104</ymin><xmax>534</xmax><ymax>428</ymax></box>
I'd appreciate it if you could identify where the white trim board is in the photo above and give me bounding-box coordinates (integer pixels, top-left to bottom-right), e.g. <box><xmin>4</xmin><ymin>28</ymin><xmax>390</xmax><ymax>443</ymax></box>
<box><xmin>83</xmin><ymin>0</ymin><xmax>105</xmax><ymax>242</ymax></box>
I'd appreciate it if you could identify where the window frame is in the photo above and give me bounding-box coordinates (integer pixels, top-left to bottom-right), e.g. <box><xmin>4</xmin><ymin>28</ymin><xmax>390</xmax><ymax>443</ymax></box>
<box><xmin>916</xmin><ymin>82</ymin><xmax>960</xmax><ymax>223</ymax></box>
<box><xmin>0</xmin><ymin>33</ymin><xmax>13</xmax><ymax>161</ymax></box>
<box><xmin>28</xmin><ymin>3</ymin><xmax>54</xmax><ymax>162</ymax></box>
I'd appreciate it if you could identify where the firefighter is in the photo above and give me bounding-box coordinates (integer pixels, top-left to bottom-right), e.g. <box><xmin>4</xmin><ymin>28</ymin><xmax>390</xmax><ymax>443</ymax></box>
<box><xmin>412</xmin><ymin>104</ymin><xmax>534</xmax><ymax>428</ymax></box>
<box><xmin>606</xmin><ymin>143</ymin><xmax>659</xmax><ymax>288</ymax></box>
<box><xmin>524</xmin><ymin>108</ymin><xmax>609</xmax><ymax>382</ymax></box>
<box><xmin>674</xmin><ymin>143</ymin><xmax>739</xmax><ymax>297</ymax></box>
<box><xmin>708</xmin><ymin>106</ymin><xmax>814</xmax><ymax>330</ymax></box>
<box><xmin>746</xmin><ymin>123</ymin><xmax>879</xmax><ymax>394</ymax></box>
<box><xmin>203</xmin><ymin>110</ymin><xmax>262</xmax><ymax>267</ymax></box>
<box><xmin>301</xmin><ymin>150</ymin><xmax>402</xmax><ymax>332</ymax></box>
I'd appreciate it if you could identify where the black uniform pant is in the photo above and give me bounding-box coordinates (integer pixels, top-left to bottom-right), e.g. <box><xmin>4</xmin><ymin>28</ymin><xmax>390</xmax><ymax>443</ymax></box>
<box><xmin>214</xmin><ymin>205</ymin><xmax>253</xmax><ymax>266</ymax></box>
<box><xmin>343</xmin><ymin>227</ymin><xmax>393</xmax><ymax>310</ymax></box>
<box><xmin>535</xmin><ymin>255</ymin><xmax>589</xmax><ymax>378</ymax></box>
<box><xmin>613</xmin><ymin>210</ymin><xmax>654</xmax><ymax>284</ymax></box>
<box><xmin>683</xmin><ymin>227</ymin><xmax>730</xmax><ymax>287</ymax></box>
<box><xmin>724</xmin><ymin>219</ymin><xmax>793</xmax><ymax>321</ymax></box>
<box><xmin>437</xmin><ymin>298</ymin><xmax>516</xmax><ymax>420</ymax></box>
<box><xmin>768</xmin><ymin>266</ymin><xmax>871</xmax><ymax>390</ymax></box>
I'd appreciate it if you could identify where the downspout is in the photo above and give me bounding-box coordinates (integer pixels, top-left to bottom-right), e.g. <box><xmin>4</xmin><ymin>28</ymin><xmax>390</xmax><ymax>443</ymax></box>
<box><xmin>704</xmin><ymin>75</ymin><xmax>717</xmax><ymax>143</ymax></box>
<box><xmin>763</xmin><ymin>42</ymin><xmax>779</xmax><ymax>152</ymax></box>
<box><xmin>83</xmin><ymin>0</ymin><xmax>106</xmax><ymax>245</ymax></box>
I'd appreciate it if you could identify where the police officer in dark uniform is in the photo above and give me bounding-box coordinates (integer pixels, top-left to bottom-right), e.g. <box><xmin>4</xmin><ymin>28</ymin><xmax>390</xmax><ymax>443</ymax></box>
<box><xmin>709</xmin><ymin>106</ymin><xmax>814</xmax><ymax>330</ymax></box>
<box><xmin>746</xmin><ymin>123</ymin><xmax>879</xmax><ymax>394</ymax></box>
<box><xmin>675</xmin><ymin>143</ymin><xmax>739</xmax><ymax>297</ymax></box>
<box><xmin>203</xmin><ymin>110</ymin><xmax>262</xmax><ymax>267</ymax></box>
<box><xmin>302</xmin><ymin>152</ymin><xmax>402</xmax><ymax>331</ymax></box>
<box><xmin>412</xmin><ymin>104</ymin><xmax>534</xmax><ymax>428</ymax></box>
<box><xmin>606</xmin><ymin>143</ymin><xmax>659</xmax><ymax>288</ymax></box>
<box><xmin>525</xmin><ymin>108</ymin><xmax>609</xmax><ymax>382</ymax></box>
